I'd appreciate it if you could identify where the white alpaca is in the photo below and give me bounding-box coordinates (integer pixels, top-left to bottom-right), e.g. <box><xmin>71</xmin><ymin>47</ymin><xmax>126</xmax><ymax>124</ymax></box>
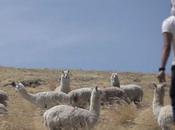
<box><xmin>55</xmin><ymin>70</ymin><xmax>70</xmax><ymax>93</ymax></box>
<box><xmin>111</xmin><ymin>73</ymin><xmax>120</xmax><ymax>87</ymax></box>
<box><xmin>100</xmin><ymin>87</ymin><xmax>131</xmax><ymax>104</ymax></box>
<box><xmin>0</xmin><ymin>90</ymin><xmax>8</xmax><ymax>106</ymax></box>
<box><xmin>43</xmin><ymin>86</ymin><xmax>101</xmax><ymax>130</ymax></box>
<box><xmin>111</xmin><ymin>73</ymin><xmax>143</xmax><ymax>106</ymax></box>
<box><xmin>152</xmin><ymin>83</ymin><xmax>174</xmax><ymax>130</ymax></box>
<box><xmin>68</xmin><ymin>86</ymin><xmax>130</xmax><ymax>108</ymax></box>
<box><xmin>120</xmin><ymin>84</ymin><xmax>143</xmax><ymax>106</ymax></box>
<box><xmin>68</xmin><ymin>87</ymin><xmax>93</xmax><ymax>108</ymax></box>
<box><xmin>15</xmin><ymin>83</ymin><xmax>70</xmax><ymax>109</ymax></box>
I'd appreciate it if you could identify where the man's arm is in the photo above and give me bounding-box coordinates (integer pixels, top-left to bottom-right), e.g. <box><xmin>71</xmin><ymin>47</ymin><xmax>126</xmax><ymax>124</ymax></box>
<box><xmin>160</xmin><ymin>32</ymin><xmax>172</xmax><ymax>69</ymax></box>
<box><xmin>157</xmin><ymin>32</ymin><xmax>172</xmax><ymax>82</ymax></box>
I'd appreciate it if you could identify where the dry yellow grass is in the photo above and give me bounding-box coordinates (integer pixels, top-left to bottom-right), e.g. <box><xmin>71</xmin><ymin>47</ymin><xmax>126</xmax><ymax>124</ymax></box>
<box><xmin>0</xmin><ymin>67</ymin><xmax>171</xmax><ymax>130</ymax></box>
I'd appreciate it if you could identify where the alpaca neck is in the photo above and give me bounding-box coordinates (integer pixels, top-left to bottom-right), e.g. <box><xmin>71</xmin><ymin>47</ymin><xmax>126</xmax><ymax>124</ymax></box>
<box><xmin>111</xmin><ymin>80</ymin><xmax>120</xmax><ymax>87</ymax></box>
<box><xmin>89</xmin><ymin>96</ymin><xmax>100</xmax><ymax>117</ymax></box>
<box><xmin>60</xmin><ymin>80</ymin><xmax>70</xmax><ymax>93</ymax></box>
<box><xmin>152</xmin><ymin>94</ymin><xmax>164</xmax><ymax>119</ymax></box>
<box><xmin>112</xmin><ymin>83</ymin><xmax>120</xmax><ymax>87</ymax></box>
<box><xmin>19</xmin><ymin>89</ymin><xmax>36</xmax><ymax>104</ymax></box>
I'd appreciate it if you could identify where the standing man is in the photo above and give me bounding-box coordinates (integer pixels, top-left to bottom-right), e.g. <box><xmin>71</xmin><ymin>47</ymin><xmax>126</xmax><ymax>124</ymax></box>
<box><xmin>158</xmin><ymin>0</ymin><xmax>175</xmax><ymax>122</ymax></box>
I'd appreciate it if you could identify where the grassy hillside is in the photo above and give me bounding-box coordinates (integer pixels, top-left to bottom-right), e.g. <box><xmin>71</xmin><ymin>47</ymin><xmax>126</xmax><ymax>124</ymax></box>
<box><xmin>0</xmin><ymin>67</ymin><xmax>172</xmax><ymax>130</ymax></box>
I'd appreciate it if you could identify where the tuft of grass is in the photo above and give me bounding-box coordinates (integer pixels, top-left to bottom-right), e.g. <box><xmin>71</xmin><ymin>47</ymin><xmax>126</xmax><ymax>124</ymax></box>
<box><xmin>131</xmin><ymin>108</ymin><xmax>160</xmax><ymax>130</ymax></box>
<box><xmin>95</xmin><ymin>104</ymin><xmax>136</xmax><ymax>130</ymax></box>
<box><xmin>47</xmin><ymin>80</ymin><xmax>57</xmax><ymax>91</ymax></box>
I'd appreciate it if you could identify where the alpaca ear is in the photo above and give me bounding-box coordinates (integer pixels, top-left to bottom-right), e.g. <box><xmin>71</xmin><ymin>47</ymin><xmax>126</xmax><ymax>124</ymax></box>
<box><xmin>152</xmin><ymin>83</ymin><xmax>157</xmax><ymax>89</ymax></box>
<box><xmin>65</xmin><ymin>70</ymin><xmax>71</xmax><ymax>76</ymax></box>
<box><xmin>95</xmin><ymin>86</ymin><xmax>98</xmax><ymax>91</ymax></box>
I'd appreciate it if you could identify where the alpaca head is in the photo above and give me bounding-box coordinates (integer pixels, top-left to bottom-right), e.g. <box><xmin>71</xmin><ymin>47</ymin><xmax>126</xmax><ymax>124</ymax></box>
<box><xmin>59</xmin><ymin>70</ymin><xmax>70</xmax><ymax>83</ymax></box>
<box><xmin>91</xmin><ymin>86</ymin><xmax>101</xmax><ymax>103</ymax></box>
<box><xmin>64</xmin><ymin>70</ymin><xmax>70</xmax><ymax>76</ymax></box>
<box><xmin>111</xmin><ymin>73</ymin><xmax>119</xmax><ymax>86</ymax></box>
<box><xmin>153</xmin><ymin>83</ymin><xmax>166</xmax><ymax>104</ymax></box>
<box><xmin>153</xmin><ymin>83</ymin><xmax>166</xmax><ymax>95</ymax></box>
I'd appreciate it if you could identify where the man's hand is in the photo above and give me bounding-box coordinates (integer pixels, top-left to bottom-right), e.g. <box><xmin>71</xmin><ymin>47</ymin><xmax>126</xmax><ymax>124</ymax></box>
<box><xmin>157</xmin><ymin>70</ymin><xmax>166</xmax><ymax>83</ymax></box>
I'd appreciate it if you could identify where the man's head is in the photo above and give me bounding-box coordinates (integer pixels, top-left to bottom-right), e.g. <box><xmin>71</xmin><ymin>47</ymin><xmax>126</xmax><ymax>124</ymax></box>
<box><xmin>171</xmin><ymin>0</ymin><xmax>175</xmax><ymax>16</ymax></box>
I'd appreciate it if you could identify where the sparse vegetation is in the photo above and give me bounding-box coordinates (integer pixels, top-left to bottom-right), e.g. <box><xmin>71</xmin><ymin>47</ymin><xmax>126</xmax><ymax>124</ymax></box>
<box><xmin>0</xmin><ymin>67</ymin><xmax>171</xmax><ymax>130</ymax></box>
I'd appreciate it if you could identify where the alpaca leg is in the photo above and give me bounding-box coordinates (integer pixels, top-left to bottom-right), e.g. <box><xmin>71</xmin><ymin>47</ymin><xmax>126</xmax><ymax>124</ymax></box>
<box><xmin>123</xmin><ymin>96</ymin><xmax>131</xmax><ymax>104</ymax></box>
<box><xmin>134</xmin><ymin>100</ymin><xmax>141</xmax><ymax>108</ymax></box>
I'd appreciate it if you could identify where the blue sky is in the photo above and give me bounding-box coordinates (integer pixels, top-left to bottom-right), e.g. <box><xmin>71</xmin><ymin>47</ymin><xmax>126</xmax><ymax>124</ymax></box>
<box><xmin>0</xmin><ymin>0</ymin><xmax>172</xmax><ymax>72</ymax></box>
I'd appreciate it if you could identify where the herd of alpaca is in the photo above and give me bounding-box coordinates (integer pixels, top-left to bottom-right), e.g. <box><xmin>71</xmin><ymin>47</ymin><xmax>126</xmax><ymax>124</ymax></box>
<box><xmin>1</xmin><ymin>70</ymin><xmax>172</xmax><ymax>130</ymax></box>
